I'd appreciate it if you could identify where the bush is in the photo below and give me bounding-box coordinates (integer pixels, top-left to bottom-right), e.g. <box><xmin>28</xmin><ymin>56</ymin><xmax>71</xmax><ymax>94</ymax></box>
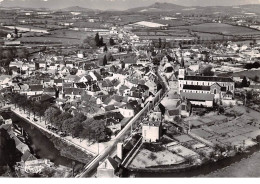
<box><xmin>148</xmin><ymin>153</ymin><xmax>157</xmax><ymax>161</ymax></box>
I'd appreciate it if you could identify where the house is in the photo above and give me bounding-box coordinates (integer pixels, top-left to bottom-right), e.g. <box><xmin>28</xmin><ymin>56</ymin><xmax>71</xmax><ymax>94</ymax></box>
<box><xmin>63</xmin><ymin>88</ymin><xmax>84</xmax><ymax>100</ymax></box>
<box><xmin>38</xmin><ymin>61</ymin><xmax>46</xmax><ymax>69</ymax></box>
<box><xmin>119</xmin><ymin>85</ymin><xmax>130</xmax><ymax>96</ymax></box>
<box><xmin>43</xmin><ymin>87</ymin><xmax>57</xmax><ymax>97</ymax></box>
<box><xmin>119</xmin><ymin>101</ymin><xmax>141</xmax><ymax>118</ymax></box>
<box><xmin>145</xmin><ymin>80</ymin><xmax>157</xmax><ymax>95</ymax></box>
<box><xmin>65</xmin><ymin>61</ymin><xmax>74</xmax><ymax>68</ymax></box>
<box><xmin>54</xmin><ymin>79</ymin><xmax>63</xmax><ymax>87</ymax></box>
<box><xmin>27</xmin><ymin>85</ymin><xmax>43</xmax><ymax>96</ymax></box>
<box><xmin>142</xmin><ymin>121</ymin><xmax>162</xmax><ymax>142</ymax></box>
<box><xmin>0</xmin><ymin>75</ymin><xmax>12</xmax><ymax>87</ymax></box>
<box><xmin>97</xmin><ymin>157</ymin><xmax>119</xmax><ymax>178</ymax></box>
<box><xmin>29</xmin><ymin>94</ymin><xmax>55</xmax><ymax>103</ymax></box>
<box><xmin>119</xmin><ymin>103</ymin><xmax>135</xmax><ymax>118</ymax></box>
<box><xmin>149</xmin><ymin>111</ymin><xmax>162</xmax><ymax>122</ymax></box>
<box><xmin>164</xmin><ymin>109</ymin><xmax>180</xmax><ymax>122</ymax></box>
<box><xmin>123</xmin><ymin>56</ymin><xmax>138</xmax><ymax>68</ymax></box>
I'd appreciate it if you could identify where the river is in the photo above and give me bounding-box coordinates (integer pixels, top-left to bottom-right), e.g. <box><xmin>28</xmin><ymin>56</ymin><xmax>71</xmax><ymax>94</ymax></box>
<box><xmin>4</xmin><ymin>112</ymin><xmax>82</xmax><ymax>168</ymax></box>
<box><xmin>128</xmin><ymin>146</ymin><xmax>260</xmax><ymax>177</ymax></box>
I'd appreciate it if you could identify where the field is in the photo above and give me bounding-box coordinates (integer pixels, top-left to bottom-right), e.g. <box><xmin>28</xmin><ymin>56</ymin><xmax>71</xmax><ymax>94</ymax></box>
<box><xmin>178</xmin><ymin>23</ymin><xmax>260</xmax><ymax>36</ymax></box>
<box><xmin>134</xmin><ymin>29</ymin><xmax>195</xmax><ymax>41</ymax></box>
<box><xmin>17</xmin><ymin>29</ymin><xmax>93</xmax><ymax>46</ymax></box>
<box><xmin>231</xmin><ymin>69</ymin><xmax>260</xmax><ymax>80</ymax></box>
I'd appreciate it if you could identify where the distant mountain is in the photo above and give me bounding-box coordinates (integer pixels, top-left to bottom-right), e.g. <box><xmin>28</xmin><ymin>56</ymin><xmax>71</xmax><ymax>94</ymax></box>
<box><xmin>127</xmin><ymin>2</ymin><xmax>185</xmax><ymax>12</ymax></box>
<box><xmin>59</xmin><ymin>6</ymin><xmax>98</xmax><ymax>12</ymax></box>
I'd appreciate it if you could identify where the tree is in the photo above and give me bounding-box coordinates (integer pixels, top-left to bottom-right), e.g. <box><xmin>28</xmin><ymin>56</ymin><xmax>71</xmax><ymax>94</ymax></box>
<box><xmin>241</xmin><ymin>76</ymin><xmax>250</xmax><ymax>87</ymax></box>
<box><xmin>95</xmin><ymin>33</ymin><xmax>100</xmax><ymax>47</ymax></box>
<box><xmin>109</xmin><ymin>37</ymin><xmax>115</xmax><ymax>46</ymax></box>
<box><xmin>89</xmin><ymin>120</ymin><xmax>106</xmax><ymax>142</ymax></box>
<box><xmin>61</xmin><ymin>118</ymin><xmax>72</xmax><ymax>134</ymax></box>
<box><xmin>14</xmin><ymin>27</ymin><xmax>18</xmax><ymax>35</ymax></box>
<box><xmin>61</xmin><ymin>112</ymin><xmax>87</xmax><ymax>137</ymax></box>
<box><xmin>44</xmin><ymin>107</ymin><xmax>61</xmax><ymax>125</ymax></box>
<box><xmin>79</xmin><ymin>128</ymin><xmax>89</xmax><ymax>142</ymax></box>
<box><xmin>253</xmin><ymin>75</ymin><xmax>259</xmax><ymax>82</ymax></box>
<box><xmin>103</xmin><ymin>45</ymin><xmax>108</xmax><ymax>52</ymax></box>
<box><xmin>202</xmin><ymin>65</ymin><xmax>214</xmax><ymax>76</ymax></box>
<box><xmin>100</xmin><ymin>55</ymin><xmax>107</xmax><ymax>66</ymax></box>
<box><xmin>55</xmin><ymin>112</ymin><xmax>73</xmax><ymax>130</ymax></box>
<box><xmin>71</xmin><ymin>121</ymin><xmax>83</xmax><ymax>137</ymax></box>
<box><xmin>158</xmin><ymin>38</ymin><xmax>162</xmax><ymax>49</ymax></box>
<box><xmin>99</xmin><ymin>36</ymin><xmax>104</xmax><ymax>47</ymax></box>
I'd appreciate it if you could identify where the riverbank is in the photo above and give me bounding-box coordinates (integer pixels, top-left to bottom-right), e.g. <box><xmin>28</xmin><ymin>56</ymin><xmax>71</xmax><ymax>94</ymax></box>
<box><xmin>126</xmin><ymin>144</ymin><xmax>260</xmax><ymax>177</ymax></box>
<box><xmin>8</xmin><ymin>110</ymin><xmax>94</xmax><ymax>167</ymax></box>
<box><xmin>39</xmin><ymin>130</ymin><xmax>95</xmax><ymax>164</ymax></box>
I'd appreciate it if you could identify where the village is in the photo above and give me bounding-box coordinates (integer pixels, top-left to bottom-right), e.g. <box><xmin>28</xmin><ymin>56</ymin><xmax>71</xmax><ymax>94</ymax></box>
<box><xmin>1</xmin><ymin>2</ymin><xmax>260</xmax><ymax>178</ymax></box>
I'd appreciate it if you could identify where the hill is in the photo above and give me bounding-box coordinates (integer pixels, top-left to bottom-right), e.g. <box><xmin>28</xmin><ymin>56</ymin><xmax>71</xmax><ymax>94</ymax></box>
<box><xmin>127</xmin><ymin>2</ymin><xmax>185</xmax><ymax>12</ymax></box>
<box><xmin>59</xmin><ymin>6</ymin><xmax>98</xmax><ymax>12</ymax></box>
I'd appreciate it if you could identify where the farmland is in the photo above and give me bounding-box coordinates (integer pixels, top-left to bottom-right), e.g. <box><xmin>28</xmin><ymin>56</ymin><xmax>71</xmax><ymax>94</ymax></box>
<box><xmin>17</xmin><ymin>29</ymin><xmax>93</xmax><ymax>46</ymax></box>
<box><xmin>178</xmin><ymin>23</ymin><xmax>260</xmax><ymax>36</ymax></box>
<box><xmin>231</xmin><ymin>69</ymin><xmax>260</xmax><ymax>80</ymax></box>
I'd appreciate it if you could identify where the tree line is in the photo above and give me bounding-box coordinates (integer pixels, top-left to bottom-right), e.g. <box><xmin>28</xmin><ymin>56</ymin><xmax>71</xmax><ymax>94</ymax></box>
<box><xmin>7</xmin><ymin>93</ymin><xmax>109</xmax><ymax>142</ymax></box>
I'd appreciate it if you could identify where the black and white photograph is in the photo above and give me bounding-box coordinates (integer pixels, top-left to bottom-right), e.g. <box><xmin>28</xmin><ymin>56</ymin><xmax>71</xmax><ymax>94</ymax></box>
<box><xmin>1</xmin><ymin>0</ymin><xmax>260</xmax><ymax>179</ymax></box>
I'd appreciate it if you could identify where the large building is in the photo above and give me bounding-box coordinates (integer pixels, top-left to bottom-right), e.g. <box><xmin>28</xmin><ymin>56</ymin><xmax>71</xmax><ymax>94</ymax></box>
<box><xmin>178</xmin><ymin>68</ymin><xmax>235</xmax><ymax>105</ymax></box>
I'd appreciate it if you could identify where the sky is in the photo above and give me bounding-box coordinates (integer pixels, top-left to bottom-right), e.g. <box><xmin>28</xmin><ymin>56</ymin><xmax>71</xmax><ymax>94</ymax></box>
<box><xmin>1</xmin><ymin>0</ymin><xmax>260</xmax><ymax>10</ymax></box>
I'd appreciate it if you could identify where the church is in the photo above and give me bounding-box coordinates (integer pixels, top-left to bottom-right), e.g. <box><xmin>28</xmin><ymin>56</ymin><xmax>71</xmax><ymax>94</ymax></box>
<box><xmin>178</xmin><ymin>67</ymin><xmax>235</xmax><ymax>106</ymax></box>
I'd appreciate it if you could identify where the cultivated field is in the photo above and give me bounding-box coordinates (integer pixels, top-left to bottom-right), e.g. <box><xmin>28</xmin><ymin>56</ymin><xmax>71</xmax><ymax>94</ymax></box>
<box><xmin>231</xmin><ymin>69</ymin><xmax>260</xmax><ymax>80</ymax></box>
<box><xmin>178</xmin><ymin>23</ymin><xmax>260</xmax><ymax>36</ymax></box>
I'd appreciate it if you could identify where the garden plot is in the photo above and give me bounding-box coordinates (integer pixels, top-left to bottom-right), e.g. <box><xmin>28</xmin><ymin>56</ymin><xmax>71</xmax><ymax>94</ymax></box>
<box><xmin>167</xmin><ymin>144</ymin><xmax>199</xmax><ymax>158</ymax></box>
<box><xmin>173</xmin><ymin>134</ymin><xmax>194</xmax><ymax>143</ymax></box>
<box><xmin>129</xmin><ymin>149</ymin><xmax>185</xmax><ymax>168</ymax></box>
<box><xmin>191</xmin><ymin>129</ymin><xmax>214</xmax><ymax>139</ymax></box>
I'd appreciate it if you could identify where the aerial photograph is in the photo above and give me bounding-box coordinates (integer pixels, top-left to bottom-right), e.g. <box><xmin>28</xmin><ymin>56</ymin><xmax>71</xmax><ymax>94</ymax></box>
<box><xmin>1</xmin><ymin>0</ymin><xmax>260</xmax><ymax>179</ymax></box>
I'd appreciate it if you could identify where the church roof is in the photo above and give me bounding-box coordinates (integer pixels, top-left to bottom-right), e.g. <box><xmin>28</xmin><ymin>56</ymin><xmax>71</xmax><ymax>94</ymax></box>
<box><xmin>184</xmin><ymin>76</ymin><xmax>233</xmax><ymax>82</ymax></box>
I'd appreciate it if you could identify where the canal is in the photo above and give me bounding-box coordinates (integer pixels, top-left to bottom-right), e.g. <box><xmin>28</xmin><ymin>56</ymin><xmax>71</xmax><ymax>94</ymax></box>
<box><xmin>5</xmin><ymin>112</ymin><xmax>83</xmax><ymax>168</ymax></box>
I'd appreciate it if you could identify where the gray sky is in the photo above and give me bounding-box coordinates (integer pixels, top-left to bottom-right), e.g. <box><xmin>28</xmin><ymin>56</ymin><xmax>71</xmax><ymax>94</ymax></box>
<box><xmin>1</xmin><ymin>0</ymin><xmax>260</xmax><ymax>10</ymax></box>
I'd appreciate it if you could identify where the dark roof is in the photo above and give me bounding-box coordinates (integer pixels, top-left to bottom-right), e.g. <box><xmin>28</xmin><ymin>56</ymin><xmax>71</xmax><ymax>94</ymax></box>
<box><xmin>43</xmin><ymin>87</ymin><xmax>56</xmax><ymax>93</ymax></box>
<box><xmin>63</xmin><ymin>83</ymin><xmax>74</xmax><ymax>88</ymax></box>
<box><xmin>93</xmin><ymin>71</ymin><xmax>102</xmax><ymax>81</ymax></box>
<box><xmin>75</xmin><ymin>82</ymin><xmax>87</xmax><ymax>88</ymax></box>
<box><xmin>137</xmin><ymin>84</ymin><xmax>149</xmax><ymax>91</ymax></box>
<box><xmin>29</xmin><ymin>85</ymin><xmax>43</xmax><ymax>91</ymax></box>
<box><xmin>104</xmin><ymin>105</ymin><xmax>117</xmax><ymax>111</ymax></box>
<box><xmin>124</xmin><ymin>57</ymin><xmax>137</xmax><ymax>64</ymax></box>
<box><xmin>168</xmin><ymin>109</ymin><xmax>180</xmax><ymax>116</ymax></box>
<box><xmin>54</xmin><ymin>79</ymin><xmax>63</xmax><ymax>83</ymax></box>
<box><xmin>63</xmin><ymin>88</ymin><xmax>84</xmax><ymax>95</ymax></box>
<box><xmin>183</xmin><ymin>85</ymin><xmax>210</xmax><ymax>91</ymax></box>
<box><xmin>184</xmin><ymin>76</ymin><xmax>233</xmax><ymax>82</ymax></box>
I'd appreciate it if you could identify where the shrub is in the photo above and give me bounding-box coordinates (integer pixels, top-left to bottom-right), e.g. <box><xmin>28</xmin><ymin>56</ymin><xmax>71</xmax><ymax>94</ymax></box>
<box><xmin>148</xmin><ymin>153</ymin><xmax>157</xmax><ymax>161</ymax></box>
